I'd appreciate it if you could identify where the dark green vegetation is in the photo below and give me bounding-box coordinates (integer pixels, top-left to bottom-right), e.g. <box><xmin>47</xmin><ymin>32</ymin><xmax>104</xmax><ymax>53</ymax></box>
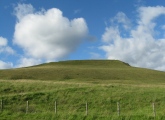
<box><xmin>0</xmin><ymin>60</ymin><xmax>165</xmax><ymax>120</ymax></box>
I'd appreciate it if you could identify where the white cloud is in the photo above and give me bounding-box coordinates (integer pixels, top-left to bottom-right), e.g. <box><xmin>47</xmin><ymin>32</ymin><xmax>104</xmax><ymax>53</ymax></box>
<box><xmin>111</xmin><ymin>12</ymin><xmax>131</xmax><ymax>30</ymax></box>
<box><xmin>138</xmin><ymin>6</ymin><xmax>165</xmax><ymax>25</ymax></box>
<box><xmin>0</xmin><ymin>37</ymin><xmax>15</xmax><ymax>55</ymax></box>
<box><xmin>13</xmin><ymin>4</ymin><xmax>88</xmax><ymax>67</ymax></box>
<box><xmin>16</xmin><ymin>57</ymin><xmax>42</xmax><ymax>68</ymax></box>
<box><xmin>0</xmin><ymin>37</ymin><xmax>7</xmax><ymax>46</ymax></box>
<box><xmin>100</xmin><ymin>6</ymin><xmax>165</xmax><ymax>71</ymax></box>
<box><xmin>14</xmin><ymin>3</ymin><xmax>34</xmax><ymax>21</ymax></box>
<box><xmin>102</xmin><ymin>27</ymin><xmax>120</xmax><ymax>43</ymax></box>
<box><xmin>0</xmin><ymin>61</ymin><xmax>13</xmax><ymax>69</ymax></box>
<box><xmin>0</xmin><ymin>37</ymin><xmax>14</xmax><ymax>69</ymax></box>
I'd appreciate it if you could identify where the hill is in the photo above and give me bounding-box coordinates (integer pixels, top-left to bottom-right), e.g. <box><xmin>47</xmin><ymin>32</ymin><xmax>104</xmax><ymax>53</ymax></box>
<box><xmin>1</xmin><ymin>60</ymin><xmax>165</xmax><ymax>120</ymax></box>
<box><xmin>0</xmin><ymin>60</ymin><xmax>165</xmax><ymax>84</ymax></box>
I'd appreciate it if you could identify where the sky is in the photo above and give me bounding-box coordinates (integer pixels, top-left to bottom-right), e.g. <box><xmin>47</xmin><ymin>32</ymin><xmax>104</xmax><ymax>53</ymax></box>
<box><xmin>1</xmin><ymin>0</ymin><xmax>165</xmax><ymax>71</ymax></box>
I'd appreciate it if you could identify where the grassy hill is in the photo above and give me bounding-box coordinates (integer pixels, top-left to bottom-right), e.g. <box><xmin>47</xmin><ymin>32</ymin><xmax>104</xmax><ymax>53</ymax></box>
<box><xmin>0</xmin><ymin>60</ymin><xmax>165</xmax><ymax>83</ymax></box>
<box><xmin>0</xmin><ymin>60</ymin><xmax>165</xmax><ymax>120</ymax></box>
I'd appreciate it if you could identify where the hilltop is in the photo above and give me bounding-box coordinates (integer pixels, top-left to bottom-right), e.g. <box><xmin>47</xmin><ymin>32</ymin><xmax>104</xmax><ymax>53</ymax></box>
<box><xmin>0</xmin><ymin>60</ymin><xmax>165</xmax><ymax>84</ymax></box>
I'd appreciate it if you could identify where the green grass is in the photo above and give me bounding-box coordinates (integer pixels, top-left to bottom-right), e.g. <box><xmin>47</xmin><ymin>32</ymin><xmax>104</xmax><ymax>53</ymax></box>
<box><xmin>0</xmin><ymin>60</ymin><xmax>165</xmax><ymax>119</ymax></box>
<box><xmin>0</xmin><ymin>60</ymin><xmax>165</xmax><ymax>83</ymax></box>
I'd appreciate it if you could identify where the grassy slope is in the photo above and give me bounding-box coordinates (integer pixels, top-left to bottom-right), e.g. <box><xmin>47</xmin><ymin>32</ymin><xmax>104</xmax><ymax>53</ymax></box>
<box><xmin>0</xmin><ymin>60</ymin><xmax>165</xmax><ymax>83</ymax></box>
<box><xmin>0</xmin><ymin>60</ymin><xmax>165</xmax><ymax>120</ymax></box>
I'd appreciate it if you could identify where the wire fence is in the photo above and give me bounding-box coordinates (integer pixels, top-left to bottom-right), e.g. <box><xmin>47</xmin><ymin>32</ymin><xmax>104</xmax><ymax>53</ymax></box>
<box><xmin>0</xmin><ymin>99</ymin><xmax>158</xmax><ymax>118</ymax></box>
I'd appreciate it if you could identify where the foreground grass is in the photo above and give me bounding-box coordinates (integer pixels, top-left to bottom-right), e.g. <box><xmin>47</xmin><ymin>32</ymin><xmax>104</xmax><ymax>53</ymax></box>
<box><xmin>1</xmin><ymin>60</ymin><xmax>165</xmax><ymax>119</ymax></box>
<box><xmin>1</xmin><ymin>79</ymin><xmax>165</xmax><ymax>120</ymax></box>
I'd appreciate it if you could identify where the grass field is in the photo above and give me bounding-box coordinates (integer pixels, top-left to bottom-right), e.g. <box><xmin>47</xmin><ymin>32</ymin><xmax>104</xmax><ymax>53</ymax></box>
<box><xmin>0</xmin><ymin>60</ymin><xmax>165</xmax><ymax>120</ymax></box>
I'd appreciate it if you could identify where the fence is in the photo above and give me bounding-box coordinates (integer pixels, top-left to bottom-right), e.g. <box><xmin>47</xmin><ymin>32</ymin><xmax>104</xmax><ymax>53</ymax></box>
<box><xmin>0</xmin><ymin>99</ymin><xmax>157</xmax><ymax>118</ymax></box>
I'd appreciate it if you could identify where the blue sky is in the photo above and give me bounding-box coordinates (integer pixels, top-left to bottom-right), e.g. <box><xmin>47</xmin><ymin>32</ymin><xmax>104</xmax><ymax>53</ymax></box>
<box><xmin>1</xmin><ymin>0</ymin><xmax>165</xmax><ymax>71</ymax></box>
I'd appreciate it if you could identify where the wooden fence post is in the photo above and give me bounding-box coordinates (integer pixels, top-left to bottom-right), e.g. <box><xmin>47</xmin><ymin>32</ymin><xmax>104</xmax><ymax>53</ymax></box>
<box><xmin>86</xmin><ymin>102</ymin><xmax>88</xmax><ymax>116</ymax></box>
<box><xmin>26</xmin><ymin>101</ymin><xmax>29</xmax><ymax>114</ymax></box>
<box><xmin>117</xmin><ymin>102</ymin><xmax>120</xmax><ymax>116</ymax></box>
<box><xmin>55</xmin><ymin>101</ymin><xmax>57</xmax><ymax>114</ymax></box>
<box><xmin>1</xmin><ymin>99</ymin><xmax>3</xmax><ymax>112</ymax></box>
<box><xmin>152</xmin><ymin>102</ymin><xmax>156</xmax><ymax>118</ymax></box>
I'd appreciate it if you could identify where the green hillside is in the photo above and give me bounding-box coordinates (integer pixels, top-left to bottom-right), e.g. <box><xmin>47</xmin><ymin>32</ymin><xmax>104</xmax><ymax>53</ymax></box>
<box><xmin>0</xmin><ymin>60</ymin><xmax>165</xmax><ymax>84</ymax></box>
<box><xmin>1</xmin><ymin>60</ymin><xmax>165</xmax><ymax>120</ymax></box>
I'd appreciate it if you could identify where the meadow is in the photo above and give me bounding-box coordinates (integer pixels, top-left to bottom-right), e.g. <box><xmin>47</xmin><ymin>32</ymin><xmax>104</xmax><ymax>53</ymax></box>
<box><xmin>0</xmin><ymin>60</ymin><xmax>165</xmax><ymax>120</ymax></box>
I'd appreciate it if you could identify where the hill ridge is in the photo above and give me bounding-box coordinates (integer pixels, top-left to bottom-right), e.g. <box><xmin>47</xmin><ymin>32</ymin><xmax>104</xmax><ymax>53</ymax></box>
<box><xmin>36</xmin><ymin>60</ymin><xmax>131</xmax><ymax>68</ymax></box>
<box><xmin>0</xmin><ymin>60</ymin><xmax>165</xmax><ymax>83</ymax></box>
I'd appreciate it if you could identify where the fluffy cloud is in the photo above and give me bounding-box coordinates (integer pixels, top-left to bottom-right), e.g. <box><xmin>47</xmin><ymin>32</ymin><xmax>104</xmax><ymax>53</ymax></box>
<box><xmin>0</xmin><ymin>37</ymin><xmax>14</xmax><ymax>54</ymax></box>
<box><xmin>14</xmin><ymin>3</ymin><xmax>34</xmax><ymax>21</ymax></box>
<box><xmin>0</xmin><ymin>37</ymin><xmax>7</xmax><ymax>46</ymax></box>
<box><xmin>0</xmin><ymin>61</ymin><xmax>13</xmax><ymax>69</ymax></box>
<box><xmin>13</xmin><ymin>4</ymin><xmax>88</xmax><ymax>67</ymax></box>
<box><xmin>16</xmin><ymin>57</ymin><xmax>42</xmax><ymax>68</ymax></box>
<box><xmin>138</xmin><ymin>6</ymin><xmax>165</xmax><ymax>25</ymax></box>
<box><xmin>101</xmin><ymin>6</ymin><xmax>165</xmax><ymax>71</ymax></box>
<box><xmin>111</xmin><ymin>12</ymin><xmax>131</xmax><ymax>30</ymax></box>
<box><xmin>0</xmin><ymin>37</ymin><xmax>14</xmax><ymax>69</ymax></box>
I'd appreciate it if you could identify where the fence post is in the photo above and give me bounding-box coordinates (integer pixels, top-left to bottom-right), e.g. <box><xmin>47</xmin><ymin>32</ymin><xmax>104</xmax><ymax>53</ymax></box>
<box><xmin>152</xmin><ymin>102</ymin><xmax>156</xmax><ymax>118</ymax></box>
<box><xmin>117</xmin><ymin>102</ymin><xmax>120</xmax><ymax>116</ymax></box>
<box><xmin>55</xmin><ymin>101</ymin><xmax>57</xmax><ymax>114</ymax></box>
<box><xmin>86</xmin><ymin>102</ymin><xmax>88</xmax><ymax>116</ymax></box>
<box><xmin>26</xmin><ymin>101</ymin><xmax>29</xmax><ymax>114</ymax></box>
<box><xmin>1</xmin><ymin>99</ymin><xmax>3</xmax><ymax>112</ymax></box>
